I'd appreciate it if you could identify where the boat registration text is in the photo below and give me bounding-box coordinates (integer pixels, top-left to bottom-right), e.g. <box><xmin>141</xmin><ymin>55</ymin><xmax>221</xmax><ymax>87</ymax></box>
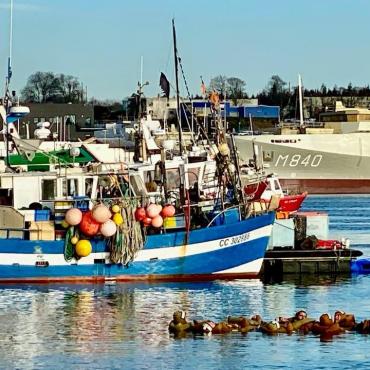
<box><xmin>219</xmin><ymin>232</ymin><xmax>250</xmax><ymax>247</ymax></box>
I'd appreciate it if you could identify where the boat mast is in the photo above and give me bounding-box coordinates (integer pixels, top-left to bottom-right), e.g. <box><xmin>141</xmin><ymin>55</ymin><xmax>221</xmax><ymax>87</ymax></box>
<box><xmin>172</xmin><ymin>19</ymin><xmax>184</xmax><ymax>154</ymax></box>
<box><xmin>3</xmin><ymin>0</ymin><xmax>14</xmax><ymax>170</ymax></box>
<box><xmin>298</xmin><ymin>74</ymin><xmax>304</xmax><ymax>127</ymax></box>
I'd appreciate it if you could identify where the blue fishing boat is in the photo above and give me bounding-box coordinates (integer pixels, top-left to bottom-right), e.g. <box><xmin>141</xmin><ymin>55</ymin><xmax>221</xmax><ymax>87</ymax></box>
<box><xmin>0</xmin><ymin>155</ymin><xmax>275</xmax><ymax>283</ymax></box>
<box><xmin>0</xmin><ymin>209</ymin><xmax>274</xmax><ymax>283</ymax></box>
<box><xmin>0</xmin><ymin>18</ymin><xmax>275</xmax><ymax>284</ymax></box>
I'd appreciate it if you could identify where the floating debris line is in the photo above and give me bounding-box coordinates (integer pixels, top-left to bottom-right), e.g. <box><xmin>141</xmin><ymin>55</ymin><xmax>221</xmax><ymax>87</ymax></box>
<box><xmin>169</xmin><ymin>310</ymin><xmax>370</xmax><ymax>340</ymax></box>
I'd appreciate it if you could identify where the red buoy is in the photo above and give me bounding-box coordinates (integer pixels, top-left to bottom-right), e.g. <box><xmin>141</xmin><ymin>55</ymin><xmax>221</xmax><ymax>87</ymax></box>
<box><xmin>79</xmin><ymin>211</ymin><xmax>100</xmax><ymax>236</ymax></box>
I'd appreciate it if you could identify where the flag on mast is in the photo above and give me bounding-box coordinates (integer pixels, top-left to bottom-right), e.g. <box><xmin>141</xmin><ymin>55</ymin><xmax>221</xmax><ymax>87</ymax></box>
<box><xmin>200</xmin><ymin>76</ymin><xmax>206</xmax><ymax>96</ymax></box>
<box><xmin>159</xmin><ymin>72</ymin><xmax>170</xmax><ymax>99</ymax></box>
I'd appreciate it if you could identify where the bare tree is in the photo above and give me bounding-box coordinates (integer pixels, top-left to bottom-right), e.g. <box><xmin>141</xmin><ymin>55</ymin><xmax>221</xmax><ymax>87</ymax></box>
<box><xmin>209</xmin><ymin>75</ymin><xmax>247</xmax><ymax>104</ymax></box>
<box><xmin>21</xmin><ymin>72</ymin><xmax>59</xmax><ymax>102</ymax></box>
<box><xmin>209</xmin><ymin>75</ymin><xmax>228</xmax><ymax>96</ymax></box>
<box><xmin>21</xmin><ymin>72</ymin><xmax>83</xmax><ymax>103</ymax></box>
<box><xmin>58</xmin><ymin>74</ymin><xmax>82</xmax><ymax>103</ymax></box>
<box><xmin>226</xmin><ymin>77</ymin><xmax>247</xmax><ymax>104</ymax></box>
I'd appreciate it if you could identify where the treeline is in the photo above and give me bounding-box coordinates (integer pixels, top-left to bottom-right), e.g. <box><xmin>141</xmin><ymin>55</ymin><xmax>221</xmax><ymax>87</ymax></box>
<box><xmin>301</xmin><ymin>83</ymin><xmax>370</xmax><ymax>98</ymax></box>
<box><xmin>20</xmin><ymin>71</ymin><xmax>370</xmax><ymax>109</ymax></box>
<box><xmin>208</xmin><ymin>74</ymin><xmax>370</xmax><ymax>105</ymax></box>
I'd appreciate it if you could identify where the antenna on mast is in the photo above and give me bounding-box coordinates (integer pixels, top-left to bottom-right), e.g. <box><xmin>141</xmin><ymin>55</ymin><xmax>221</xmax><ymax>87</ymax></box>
<box><xmin>7</xmin><ymin>0</ymin><xmax>13</xmax><ymax>86</ymax></box>
<box><xmin>298</xmin><ymin>74</ymin><xmax>304</xmax><ymax>127</ymax></box>
<box><xmin>140</xmin><ymin>56</ymin><xmax>143</xmax><ymax>88</ymax></box>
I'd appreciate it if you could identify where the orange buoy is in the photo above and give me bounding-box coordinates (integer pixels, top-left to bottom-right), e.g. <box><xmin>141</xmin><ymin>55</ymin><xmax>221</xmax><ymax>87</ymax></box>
<box><xmin>161</xmin><ymin>205</ymin><xmax>176</xmax><ymax>218</ymax></box>
<box><xmin>79</xmin><ymin>211</ymin><xmax>100</xmax><ymax>236</ymax></box>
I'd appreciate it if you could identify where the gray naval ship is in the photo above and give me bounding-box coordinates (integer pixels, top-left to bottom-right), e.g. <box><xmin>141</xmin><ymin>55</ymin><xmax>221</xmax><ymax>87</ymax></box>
<box><xmin>234</xmin><ymin>101</ymin><xmax>370</xmax><ymax>194</ymax></box>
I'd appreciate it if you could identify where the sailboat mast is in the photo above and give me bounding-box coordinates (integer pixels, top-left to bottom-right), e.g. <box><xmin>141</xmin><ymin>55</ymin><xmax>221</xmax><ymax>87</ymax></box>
<box><xmin>172</xmin><ymin>19</ymin><xmax>183</xmax><ymax>154</ymax></box>
<box><xmin>298</xmin><ymin>74</ymin><xmax>304</xmax><ymax>126</ymax></box>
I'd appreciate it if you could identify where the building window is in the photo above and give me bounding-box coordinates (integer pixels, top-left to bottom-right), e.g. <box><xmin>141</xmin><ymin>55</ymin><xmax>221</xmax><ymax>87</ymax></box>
<box><xmin>64</xmin><ymin>115</ymin><xmax>76</xmax><ymax>125</ymax></box>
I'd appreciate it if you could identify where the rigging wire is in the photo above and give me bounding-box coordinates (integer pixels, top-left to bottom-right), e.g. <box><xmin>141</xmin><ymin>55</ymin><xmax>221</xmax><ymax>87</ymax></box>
<box><xmin>178</xmin><ymin>56</ymin><xmax>192</xmax><ymax>101</ymax></box>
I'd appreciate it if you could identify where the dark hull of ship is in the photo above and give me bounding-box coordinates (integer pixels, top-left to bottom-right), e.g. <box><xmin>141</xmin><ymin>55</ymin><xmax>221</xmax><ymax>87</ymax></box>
<box><xmin>280</xmin><ymin>178</ymin><xmax>370</xmax><ymax>194</ymax></box>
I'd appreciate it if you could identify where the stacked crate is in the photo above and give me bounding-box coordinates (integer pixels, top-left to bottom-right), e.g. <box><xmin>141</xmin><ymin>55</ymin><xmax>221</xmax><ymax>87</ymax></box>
<box><xmin>54</xmin><ymin>200</ymin><xmax>74</xmax><ymax>240</ymax></box>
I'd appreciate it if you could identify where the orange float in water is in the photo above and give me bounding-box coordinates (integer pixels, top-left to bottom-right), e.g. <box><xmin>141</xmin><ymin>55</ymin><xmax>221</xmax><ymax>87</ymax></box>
<box><xmin>79</xmin><ymin>211</ymin><xmax>100</xmax><ymax>236</ymax></box>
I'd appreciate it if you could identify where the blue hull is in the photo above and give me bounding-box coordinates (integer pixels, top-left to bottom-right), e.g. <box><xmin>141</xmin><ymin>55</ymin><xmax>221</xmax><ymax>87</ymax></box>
<box><xmin>0</xmin><ymin>212</ymin><xmax>275</xmax><ymax>283</ymax></box>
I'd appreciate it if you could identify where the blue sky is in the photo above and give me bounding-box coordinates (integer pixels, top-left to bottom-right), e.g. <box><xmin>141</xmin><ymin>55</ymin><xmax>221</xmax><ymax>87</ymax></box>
<box><xmin>0</xmin><ymin>0</ymin><xmax>369</xmax><ymax>100</ymax></box>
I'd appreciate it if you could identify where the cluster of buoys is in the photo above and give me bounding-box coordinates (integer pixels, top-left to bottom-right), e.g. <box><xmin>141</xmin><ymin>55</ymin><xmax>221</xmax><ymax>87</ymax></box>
<box><xmin>134</xmin><ymin>203</ymin><xmax>175</xmax><ymax>228</ymax></box>
<box><xmin>169</xmin><ymin>310</ymin><xmax>370</xmax><ymax>340</ymax></box>
<box><xmin>63</xmin><ymin>203</ymin><xmax>124</xmax><ymax>258</ymax></box>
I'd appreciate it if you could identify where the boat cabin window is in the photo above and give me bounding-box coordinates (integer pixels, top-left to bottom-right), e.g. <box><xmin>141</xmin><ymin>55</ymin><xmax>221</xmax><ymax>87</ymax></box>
<box><xmin>0</xmin><ymin>188</ymin><xmax>12</xmax><ymax>206</ymax></box>
<box><xmin>129</xmin><ymin>174</ymin><xmax>146</xmax><ymax>196</ymax></box>
<box><xmin>42</xmin><ymin>179</ymin><xmax>57</xmax><ymax>200</ymax></box>
<box><xmin>166</xmin><ymin>168</ymin><xmax>180</xmax><ymax>191</ymax></box>
<box><xmin>85</xmin><ymin>178</ymin><xmax>94</xmax><ymax>197</ymax></box>
<box><xmin>187</xmin><ymin>167</ymin><xmax>201</xmax><ymax>189</ymax></box>
<box><xmin>265</xmin><ymin>178</ymin><xmax>282</xmax><ymax>193</ymax></box>
<box><xmin>274</xmin><ymin>179</ymin><xmax>282</xmax><ymax>192</ymax></box>
<box><xmin>143</xmin><ymin>170</ymin><xmax>158</xmax><ymax>192</ymax></box>
<box><xmin>62</xmin><ymin>178</ymin><xmax>79</xmax><ymax>197</ymax></box>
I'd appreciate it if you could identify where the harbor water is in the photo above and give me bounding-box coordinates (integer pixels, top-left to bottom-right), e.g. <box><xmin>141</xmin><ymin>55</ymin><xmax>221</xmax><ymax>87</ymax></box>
<box><xmin>0</xmin><ymin>196</ymin><xmax>370</xmax><ymax>369</ymax></box>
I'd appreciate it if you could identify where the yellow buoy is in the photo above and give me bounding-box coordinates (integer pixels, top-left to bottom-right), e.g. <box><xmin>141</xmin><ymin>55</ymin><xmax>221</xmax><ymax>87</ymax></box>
<box><xmin>112</xmin><ymin>204</ymin><xmax>120</xmax><ymax>214</ymax></box>
<box><xmin>70</xmin><ymin>236</ymin><xmax>79</xmax><ymax>245</ymax></box>
<box><xmin>75</xmin><ymin>240</ymin><xmax>92</xmax><ymax>257</ymax></box>
<box><xmin>113</xmin><ymin>213</ymin><xmax>123</xmax><ymax>226</ymax></box>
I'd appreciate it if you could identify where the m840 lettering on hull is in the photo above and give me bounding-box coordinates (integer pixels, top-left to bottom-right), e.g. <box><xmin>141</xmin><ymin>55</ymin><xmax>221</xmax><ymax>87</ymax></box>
<box><xmin>275</xmin><ymin>154</ymin><xmax>323</xmax><ymax>167</ymax></box>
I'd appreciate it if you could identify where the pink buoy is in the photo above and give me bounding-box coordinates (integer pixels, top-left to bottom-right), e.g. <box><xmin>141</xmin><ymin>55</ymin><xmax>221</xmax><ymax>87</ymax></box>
<box><xmin>92</xmin><ymin>204</ymin><xmax>111</xmax><ymax>223</ymax></box>
<box><xmin>100</xmin><ymin>219</ymin><xmax>117</xmax><ymax>237</ymax></box>
<box><xmin>65</xmin><ymin>208</ymin><xmax>83</xmax><ymax>226</ymax></box>
<box><xmin>146</xmin><ymin>203</ymin><xmax>160</xmax><ymax>218</ymax></box>
<box><xmin>151</xmin><ymin>215</ymin><xmax>163</xmax><ymax>228</ymax></box>
<box><xmin>156</xmin><ymin>204</ymin><xmax>163</xmax><ymax>213</ymax></box>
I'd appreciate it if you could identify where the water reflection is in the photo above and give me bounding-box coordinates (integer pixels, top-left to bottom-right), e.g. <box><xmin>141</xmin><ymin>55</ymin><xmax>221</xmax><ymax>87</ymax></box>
<box><xmin>0</xmin><ymin>276</ymin><xmax>369</xmax><ymax>369</ymax></box>
<box><xmin>263</xmin><ymin>273</ymin><xmax>353</xmax><ymax>287</ymax></box>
